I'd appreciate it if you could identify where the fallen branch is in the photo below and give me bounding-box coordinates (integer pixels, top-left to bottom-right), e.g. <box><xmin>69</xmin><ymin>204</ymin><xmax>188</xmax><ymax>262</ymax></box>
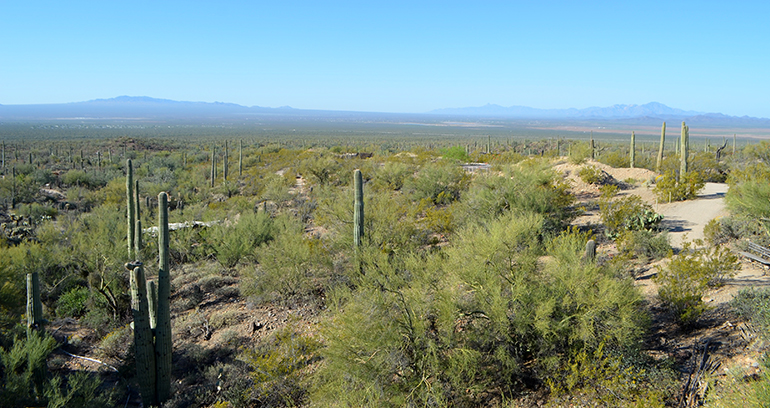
<box><xmin>59</xmin><ymin>348</ymin><xmax>119</xmax><ymax>372</ymax></box>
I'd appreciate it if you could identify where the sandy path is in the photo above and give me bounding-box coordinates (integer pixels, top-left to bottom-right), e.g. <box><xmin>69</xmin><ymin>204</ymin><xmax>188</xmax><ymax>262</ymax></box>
<box><xmin>655</xmin><ymin>182</ymin><xmax>729</xmax><ymax>248</ymax></box>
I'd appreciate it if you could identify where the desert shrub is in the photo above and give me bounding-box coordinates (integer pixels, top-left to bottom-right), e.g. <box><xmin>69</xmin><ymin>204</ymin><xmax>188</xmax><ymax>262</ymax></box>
<box><xmin>598</xmin><ymin>149</ymin><xmax>630</xmax><ymax>168</ymax></box>
<box><xmin>405</xmin><ymin>161</ymin><xmax>469</xmax><ymax>205</ymax></box>
<box><xmin>577</xmin><ymin>165</ymin><xmax>607</xmax><ymax>185</ymax></box>
<box><xmin>617</xmin><ymin>230</ymin><xmax>671</xmax><ymax>261</ymax></box>
<box><xmin>243</xmin><ymin>217</ymin><xmax>333</xmax><ymax>304</ymax></box>
<box><xmin>55</xmin><ymin>287</ymin><xmax>90</xmax><ymax>318</ymax></box>
<box><xmin>599</xmin><ymin>193</ymin><xmax>662</xmax><ymax>239</ymax></box>
<box><xmin>439</xmin><ymin>145</ymin><xmax>470</xmax><ymax>162</ymax></box>
<box><xmin>313</xmin><ymin>215</ymin><xmax>646</xmax><ymax>406</ymax></box>
<box><xmin>726</xmin><ymin>178</ymin><xmax>770</xmax><ymax>219</ymax></box>
<box><xmin>16</xmin><ymin>203</ymin><xmax>57</xmax><ymax>225</ymax></box>
<box><xmin>370</xmin><ymin>161</ymin><xmax>413</xmax><ymax>191</ymax></box>
<box><xmin>62</xmin><ymin>170</ymin><xmax>100</xmax><ymax>189</ymax></box>
<box><xmin>655</xmin><ymin>240</ymin><xmax>740</xmax><ymax>327</ymax></box>
<box><xmin>243</xmin><ymin>323</ymin><xmax>320</xmax><ymax>407</ymax></box>
<box><xmin>460</xmin><ymin>164</ymin><xmax>575</xmax><ymax>233</ymax></box>
<box><xmin>730</xmin><ymin>288</ymin><xmax>770</xmax><ymax>339</ymax></box>
<box><xmin>568</xmin><ymin>141</ymin><xmax>593</xmax><ymax>164</ymax></box>
<box><xmin>97</xmin><ymin>324</ymin><xmax>133</xmax><ymax>362</ymax></box>
<box><xmin>204</xmin><ymin>211</ymin><xmax>275</xmax><ymax>268</ymax></box>
<box><xmin>546</xmin><ymin>342</ymin><xmax>673</xmax><ymax>407</ymax></box>
<box><xmin>653</xmin><ymin>170</ymin><xmax>705</xmax><ymax>202</ymax></box>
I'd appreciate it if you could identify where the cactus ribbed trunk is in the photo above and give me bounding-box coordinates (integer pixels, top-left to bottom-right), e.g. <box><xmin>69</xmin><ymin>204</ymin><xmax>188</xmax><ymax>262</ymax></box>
<box><xmin>223</xmin><ymin>141</ymin><xmax>229</xmax><ymax>181</ymax></box>
<box><xmin>130</xmin><ymin>264</ymin><xmax>157</xmax><ymax>406</ymax></box>
<box><xmin>656</xmin><ymin>122</ymin><xmax>666</xmax><ymax>173</ymax></box>
<box><xmin>679</xmin><ymin>122</ymin><xmax>688</xmax><ymax>181</ymax></box>
<box><xmin>147</xmin><ymin>280</ymin><xmax>157</xmax><ymax>330</ymax></box>
<box><xmin>127</xmin><ymin>159</ymin><xmax>136</xmax><ymax>260</ymax></box>
<box><xmin>135</xmin><ymin>179</ymin><xmax>142</xmax><ymax>260</ymax></box>
<box><xmin>630</xmin><ymin>131</ymin><xmax>635</xmax><ymax>168</ymax></box>
<box><xmin>26</xmin><ymin>272</ymin><xmax>43</xmax><ymax>330</ymax></box>
<box><xmin>353</xmin><ymin>169</ymin><xmax>364</xmax><ymax>247</ymax></box>
<box><xmin>155</xmin><ymin>192</ymin><xmax>172</xmax><ymax>402</ymax></box>
<box><xmin>590</xmin><ymin>131</ymin><xmax>595</xmax><ymax>160</ymax></box>
<box><xmin>210</xmin><ymin>147</ymin><xmax>216</xmax><ymax>188</ymax></box>
<box><xmin>584</xmin><ymin>239</ymin><xmax>596</xmax><ymax>262</ymax></box>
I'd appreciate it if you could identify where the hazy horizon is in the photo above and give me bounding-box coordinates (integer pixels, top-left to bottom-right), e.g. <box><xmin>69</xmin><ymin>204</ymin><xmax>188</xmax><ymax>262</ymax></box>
<box><xmin>3</xmin><ymin>2</ymin><xmax>768</xmax><ymax>116</ymax></box>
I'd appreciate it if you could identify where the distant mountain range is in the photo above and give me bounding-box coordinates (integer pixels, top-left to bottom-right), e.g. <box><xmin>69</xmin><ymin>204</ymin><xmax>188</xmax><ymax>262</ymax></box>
<box><xmin>1</xmin><ymin>97</ymin><xmax>769</xmax><ymax>127</ymax></box>
<box><xmin>429</xmin><ymin>102</ymin><xmax>707</xmax><ymax>119</ymax></box>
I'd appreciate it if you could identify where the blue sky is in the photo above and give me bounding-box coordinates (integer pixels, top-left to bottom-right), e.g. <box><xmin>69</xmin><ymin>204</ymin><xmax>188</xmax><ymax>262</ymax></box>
<box><xmin>2</xmin><ymin>1</ymin><xmax>769</xmax><ymax>116</ymax></box>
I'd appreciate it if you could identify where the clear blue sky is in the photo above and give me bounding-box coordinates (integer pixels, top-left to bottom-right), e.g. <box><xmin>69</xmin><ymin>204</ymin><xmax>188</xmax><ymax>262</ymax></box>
<box><xmin>2</xmin><ymin>1</ymin><xmax>769</xmax><ymax>116</ymax></box>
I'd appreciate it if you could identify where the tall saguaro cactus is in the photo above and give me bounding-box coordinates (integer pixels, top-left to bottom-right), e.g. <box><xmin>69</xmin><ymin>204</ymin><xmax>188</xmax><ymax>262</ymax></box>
<box><xmin>27</xmin><ymin>272</ymin><xmax>43</xmax><ymax>331</ymax></box>
<box><xmin>129</xmin><ymin>263</ymin><xmax>156</xmax><ymax>406</ymax></box>
<box><xmin>155</xmin><ymin>192</ymin><xmax>172</xmax><ymax>402</ymax></box>
<box><xmin>629</xmin><ymin>131</ymin><xmax>636</xmax><ymax>168</ymax></box>
<box><xmin>656</xmin><ymin>122</ymin><xmax>666</xmax><ymax>173</ymax></box>
<box><xmin>353</xmin><ymin>169</ymin><xmax>364</xmax><ymax>247</ymax></box>
<box><xmin>210</xmin><ymin>146</ymin><xmax>216</xmax><ymax>188</ymax></box>
<box><xmin>223</xmin><ymin>140</ymin><xmax>229</xmax><ymax>181</ymax></box>
<box><xmin>590</xmin><ymin>131</ymin><xmax>595</xmax><ymax>160</ymax></box>
<box><xmin>127</xmin><ymin>159</ymin><xmax>136</xmax><ymax>260</ymax></box>
<box><xmin>679</xmin><ymin>122</ymin><xmax>689</xmax><ymax>181</ymax></box>
<box><xmin>135</xmin><ymin>179</ymin><xmax>142</xmax><ymax>260</ymax></box>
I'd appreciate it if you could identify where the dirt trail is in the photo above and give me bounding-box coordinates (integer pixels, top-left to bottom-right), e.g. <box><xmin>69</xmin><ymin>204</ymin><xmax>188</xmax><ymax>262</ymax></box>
<box><xmin>655</xmin><ymin>182</ymin><xmax>729</xmax><ymax>248</ymax></box>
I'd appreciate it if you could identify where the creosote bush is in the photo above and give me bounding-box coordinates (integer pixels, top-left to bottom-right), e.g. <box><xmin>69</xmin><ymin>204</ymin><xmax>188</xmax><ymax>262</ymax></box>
<box><xmin>653</xmin><ymin>170</ymin><xmax>705</xmax><ymax>202</ymax></box>
<box><xmin>654</xmin><ymin>240</ymin><xmax>739</xmax><ymax>327</ymax></box>
<box><xmin>599</xmin><ymin>191</ymin><xmax>662</xmax><ymax>239</ymax></box>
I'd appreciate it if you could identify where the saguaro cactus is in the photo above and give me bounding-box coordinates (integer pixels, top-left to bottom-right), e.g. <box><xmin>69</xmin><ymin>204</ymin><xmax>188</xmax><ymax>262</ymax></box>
<box><xmin>630</xmin><ymin>131</ymin><xmax>636</xmax><ymax>168</ymax></box>
<box><xmin>223</xmin><ymin>140</ymin><xmax>229</xmax><ymax>181</ymax></box>
<box><xmin>656</xmin><ymin>122</ymin><xmax>666</xmax><ymax>173</ymax></box>
<box><xmin>353</xmin><ymin>169</ymin><xmax>364</xmax><ymax>247</ymax></box>
<box><xmin>130</xmin><ymin>263</ymin><xmax>156</xmax><ymax>406</ymax></box>
<box><xmin>135</xmin><ymin>179</ymin><xmax>142</xmax><ymax>259</ymax></box>
<box><xmin>590</xmin><ymin>131</ymin><xmax>595</xmax><ymax>160</ymax></box>
<box><xmin>679</xmin><ymin>122</ymin><xmax>689</xmax><ymax>181</ymax></box>
<box><xmin>27</xmin><ymin>272</ymin><xmax>43</xmax><ymax>330</ymax></box>
<box><xmin>127</xmin><ymin>159</ymin><xmax>136</xmax><ymax>260</ymax></box>
<box><xmin>155</xmin><ymin>192</ymin><xmax>172</xmax><ymax>402</ymax></box>
<box><xmin>210</xmin><ymin>146</ymin><xmax>216</xmax><ymax>188</ymax></box>
<box><xmin>583</xmin><ymin>239</ymin><xmax>596</xmax><ymax>262</ymax></box>
<box><xmin>239</xmin><ymin>140</ymin><xmax>243</xmax><ymax>177</ymax></box>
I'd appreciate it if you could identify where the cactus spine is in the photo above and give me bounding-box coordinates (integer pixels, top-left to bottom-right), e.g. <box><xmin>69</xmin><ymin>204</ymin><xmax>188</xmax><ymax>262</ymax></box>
<box><xmin>155</xmin><ymin>191</ymin><xmax>172</xmax><ymax>402</ymax></box>
<box><xmin>26</xmin><ymin>272</ymin><xmax>43</xmax><ymax>331</ymax></box>
<box><xmin>353</xmin><ymin>169</ymin><xmax>364</xmax><ymax>247</ymax></box>
<box><xmin>130</xmin><ymin>264</ymin><xmax>156</xmax><ymax>406</ymax></box>
<box><xmin>127</xmin><ymin>159</ymin><xmax>136</xmax><ymax>260</ymax></box>
<box><xmin>629</xmin><ymin>131</ymin><xmax>635</xmax><ymax>168</ymax></box>
<box><xmin>656</xmin><ymin>122</ymin><xmax>666</xmax><ymax>173</ymax></box>
<box><xmin>679</xmin><ymin>122</ymin><xmax>689</xmax><ymax>181</ymax></box>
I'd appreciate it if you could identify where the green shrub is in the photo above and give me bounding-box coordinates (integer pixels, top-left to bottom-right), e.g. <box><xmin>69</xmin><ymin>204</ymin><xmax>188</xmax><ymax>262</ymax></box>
<box><xmin>730</xmin><ymin>288</ymin><xmax>770</xmax><ymax>340</ymax></box>
<box><xmin>617</xmin><ymin>230</ymin><xmax>671</xmax><ymax>261</ymax></box>
<box><xmin>568</xmin><ymin>142</ymin><xmax>593</xmax><ymax>164</ymax></box>
<box><xmin>205</xmin><ymin>211</ymin><xmax>275</xmax><ymax>268</ymax></box>
<box><xmin>371</xmin><ymin>161</ymin><xmax>412</xmax><ymax>191</ymax></box>
<box><xmin>577</xmin><ymin>165</ymin><xmax>607</xmax><ymax>185</ymax></box>
<box><xmin>17</xmin><ymin>203</ymin><xmax>57</xmax><ymax>224</ymax></box>
<box><xmin>599</xmin><ymin>194</ymin><xmax>662</xmax><ymax>239</ymax></box>
<box><xmin>55</xmin><ymin>287</ymin><xmax>89</xmax><ymax>318</ymax></box>
<box><xmin>439</xmin><ymin>145</ymin><xmax>470</xmax><ymax>162</ymax></box>
<box><xmin>406</xmin><ymin>161</ymin><xmax>469</xmax><ymax>205</ymax></box>
<box><xmin>653</xmin><ymin>170</ymin><xmax>705</xmax><ymax>202</ymax></box>
<box><xmin>243</xmin><ymin>323</ymin><xmax>320</xmax><ymax>407</ymax></box>
<box><xmin>654</xmin><ymin>240</ymin><xmax>739</xmax><ymax>327</ymax></box>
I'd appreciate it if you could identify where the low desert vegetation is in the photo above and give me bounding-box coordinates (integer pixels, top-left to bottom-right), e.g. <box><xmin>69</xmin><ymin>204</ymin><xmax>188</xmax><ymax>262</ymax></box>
<box><xmin>0</xmin><ymin>128</ymin><xmax>765</xmax><ymax>407</ymax></box>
